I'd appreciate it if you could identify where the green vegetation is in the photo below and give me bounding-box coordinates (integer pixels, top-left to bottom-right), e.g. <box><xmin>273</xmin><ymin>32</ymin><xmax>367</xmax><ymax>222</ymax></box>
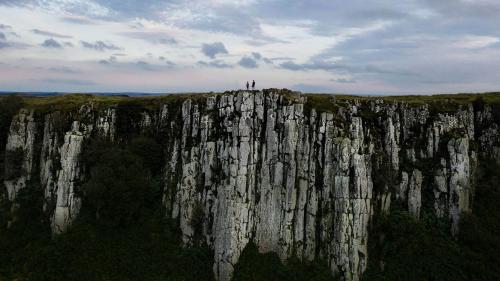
<box><xmin>232</xmin><ymin>242</ymin><xmax>335</xmax><ymax>281</ymax></box>
<box><xmin>364</xmin><ymin>160</ymin><xmax>500</xmax><ymax>281</ymax></box>
<box><xmin>363</xmin><ymin>209</ymin><xmax>463</xmax><ymax>281</ymax></box>
<box><xmin>458</xmin><ymin>159</ymin><xmax>500</xmax><ymax>281</ymax></box>
<box><xmin>81</xmin><ymin>141</ymin><xmax>159</xmax><ymax>227</ymax></box>
<box><xmin>4</xmin><ymin>147</ymin><xmax>25</xmax><ymax>180</ymax></box>
<box><xmin>0</xmin><ymin>133</ymin><xmax>340</xmax><ymax>281</ymax></box>
<box><xmin>0</xmin><ymin>95</ymin><xmax>24</xmax><ymax>143</ymax></box>
<box><xmin>0</xmin><ymin>91</ymin><xmax>499</xmax><ymax>280</ymax></box>
<box><xmin>0</xmin><ymin>95</ymin><xmax>24</xmax><ymax>184</ymax></box>
<box><xmin>302</xmin><ymin>92</ymin><xmax>500</xmax><ymax>115</ymax></box>
<box><xmin>0</xmin><ymin>137</ymin><xmax>214</xmax><ymax>281</ymax></box>
<box><xmin>4</xmin><ymin>90</ymin><xmax>499</xmax><ymax>121</ymax></box>
<box><xmin>20</xmin><ymin>92</ymin><xmax>222</xmax><ymax>113</ymax></box>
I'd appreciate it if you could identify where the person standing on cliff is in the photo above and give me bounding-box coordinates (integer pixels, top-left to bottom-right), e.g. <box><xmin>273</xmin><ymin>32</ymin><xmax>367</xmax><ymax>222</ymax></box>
<box><xmin>252</xmin><ymin>80</ymin><xmax>255</xmax><ymax>90</ymax></box>
<box><xmin>246</xmin><ymin>81</ymin><xmax>249</xmax><ymax>91</ymax></box>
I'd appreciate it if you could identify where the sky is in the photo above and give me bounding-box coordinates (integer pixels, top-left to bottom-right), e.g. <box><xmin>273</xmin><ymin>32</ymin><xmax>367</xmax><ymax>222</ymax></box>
<box><xmin>1</xmin><ymin>0</ymin><xmax>500</xmax><ymax>94</ymax></box>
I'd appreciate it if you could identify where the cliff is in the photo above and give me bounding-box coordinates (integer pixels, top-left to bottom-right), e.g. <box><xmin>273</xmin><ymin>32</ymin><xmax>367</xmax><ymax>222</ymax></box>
<box><xmin>2</xmin><ymin>90</ymin><xmax>499</xmax><ymax>281</ymax></box>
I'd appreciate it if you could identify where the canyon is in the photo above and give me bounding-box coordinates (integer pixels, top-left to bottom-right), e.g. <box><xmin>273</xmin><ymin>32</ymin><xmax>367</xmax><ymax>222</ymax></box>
<box><xmin>2</xmin><ymin>90</ymin><xmax>499</xmax><ymax>281</ymax></box>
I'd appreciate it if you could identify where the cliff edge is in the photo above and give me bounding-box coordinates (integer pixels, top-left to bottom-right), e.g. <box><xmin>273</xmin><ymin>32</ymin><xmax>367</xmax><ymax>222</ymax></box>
<box><xmin>2</xmin><ymin>89</ymin><xmax>499</xmax><ymax>281</ymax></box>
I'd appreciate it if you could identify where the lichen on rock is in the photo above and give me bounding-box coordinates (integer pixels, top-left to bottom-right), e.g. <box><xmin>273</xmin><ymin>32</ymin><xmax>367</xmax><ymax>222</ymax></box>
<box><xmin>2</xmin><ymin>90</ymin><xmax>499</xmax><ymax>281</ymax></box>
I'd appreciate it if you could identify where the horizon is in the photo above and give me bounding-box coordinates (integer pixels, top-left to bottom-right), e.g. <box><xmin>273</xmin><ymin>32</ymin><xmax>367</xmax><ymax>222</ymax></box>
<box><xmin>1</xmin><ymin>1</ymin><xmax>500</xmax><ymax>95</ymax></box>
<box><xmin>1</xmin><ymin>89</ymin><xmax>499</xmax><ymax>98</ymax></box>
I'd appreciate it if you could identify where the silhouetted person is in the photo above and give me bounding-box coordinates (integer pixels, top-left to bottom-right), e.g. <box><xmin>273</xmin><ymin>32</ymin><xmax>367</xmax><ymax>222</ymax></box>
<box><xmin>246</xmin><ymin>81</ymin><xmax>249</xmax><ymax>91</ymax></box>
<box><xmin>252</xmin><ymin>80</ymin><xmax>255</xmax><ymax>90</ymax></box>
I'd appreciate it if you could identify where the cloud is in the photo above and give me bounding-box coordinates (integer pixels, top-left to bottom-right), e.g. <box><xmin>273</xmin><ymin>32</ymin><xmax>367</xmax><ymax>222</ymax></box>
<box><xmin>32</xmin><ymin>29</ymin><xmax>72</xmax><ymax>39</ymax></box>
<box><xmin>42</xmin><ymin>78</ymin><xmax>97</xmax><ymax>86</ymax></box>
<box><xmin>279</xmin><ymin>61</ymin><xmax>305</xmax><ymax>71</ymax></box>
<box><xmin>98</xmin><ymin>56</ymin><xmax>118</xmax><ymax>65</ymax></box>
<box><xmin>197</xmin><ymin>60</ymin><xmax>233</xmax><ymax>69</ymax></box>
<box><xmin>159</xmin><ymin>56</ymin><xmax>176</xmax><ymax>66</ymax></box>
<box><xmin>7</xmin><ymin>31</ymin><xmax>19</xmax><ymax>38</ymax></box>
<box><xmin>81</xmin><ymin>40</ymin><xmax>122</xmax><ymax>51</ymax></box>
<box><xmin>0</xmin><ymin>32</ymin><xmax>29</xmax><ymax>49</ymax></box>
<box><xmin>3</xmin><ymin>0</ymin><xmax>500</xmax><ymax>94</ymax></box>
<box><xmin>293</xmin><ymin>83</ymin><xmax>333</xmax><ymax>93</ymax></box>
<box><xmin>136</xmin><ymin>61</ymin><xmax>154</xmax><ymax>70</ymax></box>
<box><xmin>61</xmin><ymin>16</ymin><xmax>96</xmax><ymax>25</ymax></box>
<box><xmin>48</xmin><ymin>66</ymin><xmax>80</xmax><ymax>73</ymax></box>
<box><xmin>422</xmin><ymin>0</ymin><xmax>500</xmax><ymax>20</ymax></box>
<box><xmin>251</xmin><ymin>52</ymin><xmax>262</xmax><ymax>60</ymax></box>
<box><xmin>1</xmin><ymin>0</ymin><xmax>262</xmax><ymax>37</ymax></box>
<box><xmin>251</xmin><ymin>52</ymin><xmax>273</xmax><ymax>64</ymax></box>
<box><xmin>331</xmin><ymin>78</ymin><xmax>356</xmax><ymax>84</ymax></box>
<box><xmin>245</xmin><ymin>37</ymin><xmax>290</xmax><ymax>46</ymax></box>
<box><xmin>201</xmin><ymin>42</ymin><xmax>228</xmax><ymax>58</ymax></box>
<box><xmin>120</xmin><ymin>31</ymin><xmax>177</xmax><ymax>45</ymax></box>
<box><xmin>238</xmin><ymin>56</ymin><xmax>258</xmax><ymax>68</ymax></box>
<box><xmin>41</xmin><ymin>38</ymin><xmax>63</xmax><ymax>48</ymax></box>
<box><xmin>451</xmin><ymin>35</ymin><xmax>500</xmax><ymax>49</ymax></box>
<box><xmin>130</xmin><ymin>21</ymin><xmax>144</xmax><ymax>29</ymax></box>
<box><xmin>164</xmin><ymin>60</ymin><xmax>176</xmax><ymax>67</ymax></box>
<box><xmin>96</xmin><ymin>58</ymin><xmax>175</xmax><ymax>72</ymax></box>
<box><xmin>280</xmin><ymin>60</ymin><xmax>416</xmax><ymax>77</ymax></box>
<box><xmin>268</xmin><ymin>57</ymin><xmax>296</xmax><ymax>61</ymax></box>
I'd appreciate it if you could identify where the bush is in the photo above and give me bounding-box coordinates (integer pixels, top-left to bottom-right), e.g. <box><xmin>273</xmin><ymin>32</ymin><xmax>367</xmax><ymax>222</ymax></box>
<box><xmin>4</xmin><ymin>147</ymin><xmax>25</xmax><ymax>180</ymax></box>
<box><xmin>364</xmin><ymin>209</ymin><xmax>464</xmax><ymax>281</ymax></box>
<box><xmin>458</xmin><ymin>159</ymin><xmax>500</xmax><ymax>281</ymax></box>
<box><xmin>0</xmin><ymin>136</ymin><xmax>214</xmax><ymax>281</ymax></box>
<box><xmin>129</xmin><ymin>136</ymin><xmax>163</xmax><ymax>175</ymax></box>
<box><xmin>364</xmin><ymin>160</ymin><xmax>500</xmax><ymax>281</ymax></box>
<box><xmin>82</xmin><ymin>146</ymin><xmax>155</xmax><ymax>226</ymax></box>
<box><xmin>0</xmin><ymin>95</ymin><xmax>23</xmax><ymax>147</ymax></box>
<box><xmin>232</xmin><ymin>242</ymin><xmax>334</xmax><ymax>281</ymax></box>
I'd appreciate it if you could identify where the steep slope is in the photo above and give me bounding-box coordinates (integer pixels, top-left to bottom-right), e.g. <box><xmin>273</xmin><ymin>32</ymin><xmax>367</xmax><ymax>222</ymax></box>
<box><xmin>1</xmin><ymin>90</ymin><xmax>499</xmax><ymax>281</ymax></box>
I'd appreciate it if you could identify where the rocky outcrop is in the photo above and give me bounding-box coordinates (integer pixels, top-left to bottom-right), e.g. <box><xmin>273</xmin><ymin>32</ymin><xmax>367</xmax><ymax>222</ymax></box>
<box><xmin>51</xmin><ymin>119</ymin><xmax>93</xmax><ymax>233</ymax></box>
<box><xmin>6</xmin><ymin>104</ymin><xmax>116</xmax><ymax>233</ymax></box>
<box><xmin>40</xmin><ymin>112</ymin><xmax>61</xmax><ymax>212</ymax></box>
<box><xmin>4</xmin><ymin>109</ymin><xmax>37</xmax><ymax>202</ymax></box>
<box><xmin>2</xmin><ymin>90</ymin><xmax>499</xmax><ymax>281</ymax></box>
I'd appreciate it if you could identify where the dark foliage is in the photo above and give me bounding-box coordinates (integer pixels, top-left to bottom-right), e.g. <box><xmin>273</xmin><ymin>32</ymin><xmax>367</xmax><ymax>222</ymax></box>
<box><xmin>82</xmin><ymin>146</ymin><xmax>155</xmax><ymax>226</ymax></box>
<box><xmin>364</xmin><ymin>160</ymin><xmax>500</xmax><ymax>281</ymax></box>
<box><xmin>0</xmin><ymin>95</ymin><xmax>23</xmax><ymax>149</ymax></box>
<box><xmin>0</xmin><ymin>136</ymin><xmax>214</xmax><ymax>281</ymax></box>
<box><xmin>458</xmin><ymin>159</ymin><xmax>500</xmax><ymax>281</ymax></box>
<box><xmin>4</xmin><ymin>147</ymin><xmax>25</xmax><ymax>180</ymax></box>
<box><xmin>364</xmin><ymin>209</ymin><xmax>464</xmax><ymax>281</ymax></box>
<box><xmin>128</xmin><ymin>136</ymin><xmax>163</xmax><ymax>175</ymax></box>
<box><xmin>232</xmin><ymin>242</ymin><xmax>334</xmax><ymax>281</ymax></box>
<box><xmin>0</xmin><ymin>95</ymin><xmax>24</xmax><ymax>183</ymax></box>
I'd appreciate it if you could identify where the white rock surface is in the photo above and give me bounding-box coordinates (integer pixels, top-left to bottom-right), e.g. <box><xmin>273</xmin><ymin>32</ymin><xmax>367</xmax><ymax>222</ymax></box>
<box><xmin>3</xmin><ymin>90</ymin><xmax>499</xmax><ymax>281</ymax></box>
<box><xmin>51</xmin><ymin>120</ymin><xmax>90</xmax><ymax>233</ymax></box>
<box><xmin>4</xmin><ymin>109</ymin><xmax>37</xmax><ymax>201</ymax></box>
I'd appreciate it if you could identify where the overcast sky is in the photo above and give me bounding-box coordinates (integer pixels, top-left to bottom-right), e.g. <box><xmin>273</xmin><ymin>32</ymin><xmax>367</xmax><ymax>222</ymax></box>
<box><xmin>1</xmin><ymin>0</ymin><xmax>500</xmax><ymax>94</ymax></box>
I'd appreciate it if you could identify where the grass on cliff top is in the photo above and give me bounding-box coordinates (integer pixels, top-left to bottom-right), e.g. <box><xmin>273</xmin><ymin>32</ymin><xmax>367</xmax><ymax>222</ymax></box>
<box><xmin>303</xmin><ymin>91</ymin><xmax>500</xmax><ymax>103</ymax></box>
<box><xmin>8</xmin><ymin>90</ymin><xmax>500</xmax><ymax>113</ymax></box>
<box><xmin>303</xmin><ymin>92</ymin><xmax>500</xmax><ymax>113</ymax></box>
<box><xmin>18</xmin><ymin>92</ymin><xmax>221</xmax><ymax>112</ymax></box>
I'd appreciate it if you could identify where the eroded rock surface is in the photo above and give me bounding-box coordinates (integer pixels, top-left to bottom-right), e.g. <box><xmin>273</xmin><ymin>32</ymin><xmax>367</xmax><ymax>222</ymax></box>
<box><xmin>3</xmin><ymin>90</ymin><xmax>499</xmax><ymax>281</ymax></box>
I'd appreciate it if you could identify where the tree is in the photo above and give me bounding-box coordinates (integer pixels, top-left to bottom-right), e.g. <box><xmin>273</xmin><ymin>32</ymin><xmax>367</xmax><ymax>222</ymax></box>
<box><xmin>82</xmin><ymin>145</ymin><xmax>155</xmax><ymax>227</ymax></box>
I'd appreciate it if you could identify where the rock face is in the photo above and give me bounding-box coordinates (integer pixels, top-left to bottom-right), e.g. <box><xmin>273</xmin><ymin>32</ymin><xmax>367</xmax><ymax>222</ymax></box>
<box><xmin>2</xmin><ymin>90</ymin><xmax>499</xmax><ymax>281</ymax></box>
<box><xmin>4</xmin><ymin>109</ymin><xmax>37</xmax><ymax>202</ymax></box>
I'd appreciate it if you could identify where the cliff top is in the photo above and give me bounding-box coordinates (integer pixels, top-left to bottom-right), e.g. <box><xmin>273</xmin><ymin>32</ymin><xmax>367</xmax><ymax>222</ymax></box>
<box><xmin>2</xmin><ymin>88</ymin><xmax>500</xmax><ymax>113</ymax></box>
